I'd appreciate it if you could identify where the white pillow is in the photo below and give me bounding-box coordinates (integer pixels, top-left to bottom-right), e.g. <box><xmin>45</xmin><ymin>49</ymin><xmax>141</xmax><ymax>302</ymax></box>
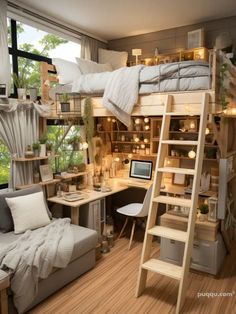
<box><xmin>52</xmin><ymin>58</ymin><xmax>82</xmax><ymax>85</ymax></box>
<box><xmin>6</xmin><ymin>191</ymin><xmax>51</xmax><ymax>234</ymax></box>
<box><xmin>76</xmin><ymin>58</ymin><xmax>113</xmax><ymax>74</ymax></box>
<box><xmin>98</xmin><ymin>48</ymin><xmax>128</xmax><ymax>70</ymax></box>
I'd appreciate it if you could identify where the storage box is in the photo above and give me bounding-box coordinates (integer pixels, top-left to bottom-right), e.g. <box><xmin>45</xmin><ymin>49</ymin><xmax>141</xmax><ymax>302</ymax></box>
<box><xmin>160</xmin><ymin>213</ymin><xmax>219</xmax><ymax>241</ymax></box>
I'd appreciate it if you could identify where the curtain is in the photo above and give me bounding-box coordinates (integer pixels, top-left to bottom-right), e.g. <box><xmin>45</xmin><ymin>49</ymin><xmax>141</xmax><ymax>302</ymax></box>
<box><xmin>0</xmin><ymin>0</ymin><xmax>11</xmax><ymax>96</ymax></box>
<box><xmin>80</xmin><ymin>35</ymin><xmax>106</xmax><ymax>61</ymax></box>
<box><xmin>0</xmin><ymin>100</ymin><xmax>51</xmax><ymax>188</ymax></box>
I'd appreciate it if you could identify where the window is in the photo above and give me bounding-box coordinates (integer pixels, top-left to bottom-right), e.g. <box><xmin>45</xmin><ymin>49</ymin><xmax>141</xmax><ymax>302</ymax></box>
<box><xmin>0</xmin><ymin>140</ymin><xmax>10</xmax><ymax>187</ymax></box>
<box><xmin>47</xmin><ymin>121</ymin><xmax>85</xmax><ymax>173</ymax></box>
<box><xmin>8</xmin><ymin>18</ymin><xmax>81</xmax><ymax>97</ymax></box>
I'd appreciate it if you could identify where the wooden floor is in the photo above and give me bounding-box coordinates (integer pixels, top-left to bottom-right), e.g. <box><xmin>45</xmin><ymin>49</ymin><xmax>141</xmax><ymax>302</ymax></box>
<box><xmin>30</xmin><ymin>234</ymin><xmax>236</xmax><ymax>314</ymax></box>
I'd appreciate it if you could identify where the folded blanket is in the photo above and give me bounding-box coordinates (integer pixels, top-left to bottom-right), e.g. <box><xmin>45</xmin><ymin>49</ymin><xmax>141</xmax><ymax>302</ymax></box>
<box><xmin>0</xmin><ymin>218</ymin><xmax>73</xmax><ymax>314</ymax></box>
<box><xmin>102</xmin><ymin>65</ymin><xmax>144</xmax><ymax>126</ymax></box>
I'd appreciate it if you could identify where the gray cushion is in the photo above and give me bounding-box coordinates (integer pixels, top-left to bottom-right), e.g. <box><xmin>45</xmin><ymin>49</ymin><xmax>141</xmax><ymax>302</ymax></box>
<box><xmin>0</xmin><ymin>185</ymin><xmax>52</xmax><ymax>233</ymax></box>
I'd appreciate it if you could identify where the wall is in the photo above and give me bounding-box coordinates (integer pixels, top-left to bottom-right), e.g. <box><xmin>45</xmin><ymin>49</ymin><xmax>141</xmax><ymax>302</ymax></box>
<box><xmin>108</xmin><ymin>16</ymin><xmax>236</xmax><ymax>62</ymax></box>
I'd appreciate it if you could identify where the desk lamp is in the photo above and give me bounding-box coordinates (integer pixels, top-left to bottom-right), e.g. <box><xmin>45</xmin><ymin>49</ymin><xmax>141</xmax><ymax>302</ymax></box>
<box><xmin>132</xmin><ymin>49</ymin><xmax>142</xmax><ymax>65</ymax></box>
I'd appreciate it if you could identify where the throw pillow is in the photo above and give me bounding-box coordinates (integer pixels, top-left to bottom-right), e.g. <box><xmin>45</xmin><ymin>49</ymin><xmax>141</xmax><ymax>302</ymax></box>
<box><xmin>76</xmin><ymin>58</ymin><xmax>113</xmax><ymax>74</ymax></box>
<box><xmin>98</xmin><ymin>48</ymin><xmax>128</xmax><ymax>70</ymax></box>
<box><xmin>0</xmin><ymin>185</ymin><xmax>52</xmax><ymax>233</ymax></box>
<box><xmin>52</xmin><ymin>58</ymin><xmax>82</xmax><ymax>85</ymax></box>
<box><xmin>6</xmin><ymin>191</ymin><xmax>51</xmax><ymax>234</ymax></box>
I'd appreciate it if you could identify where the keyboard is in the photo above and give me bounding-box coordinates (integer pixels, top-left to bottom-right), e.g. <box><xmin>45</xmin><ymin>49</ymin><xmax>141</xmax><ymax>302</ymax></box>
<box><xmin>124</xmin><ymin>179</ymin><xmax>151</xmax><ymax>187</ymax></box>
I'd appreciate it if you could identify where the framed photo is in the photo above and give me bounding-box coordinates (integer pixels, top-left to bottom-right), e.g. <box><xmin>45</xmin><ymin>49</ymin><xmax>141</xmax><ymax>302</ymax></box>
<box><xmin>187</xmin><ymin>28</ymin><xmax>204</xmax><ymax>49</ymax></box>
<box><xmin>39</xmin><ymin>165</ymin><xmax>53</xmax><ymax>182</ymax></box>
<box><xmin>172</xmin><ymin>173</ymin><xmax>186</xmax><ymax>186</ymax></box>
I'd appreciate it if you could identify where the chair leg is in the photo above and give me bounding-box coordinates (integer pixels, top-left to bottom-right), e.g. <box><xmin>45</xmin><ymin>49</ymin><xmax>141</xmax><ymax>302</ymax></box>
<box><xmin>118</xmin><ymin>217</ymin><xmax>128</xmax><ymax>239</ymax></box>
<box><xmin>128</xmin><ymin>219</ymin><xmax>136</xmax><ymax>250</ymax></box>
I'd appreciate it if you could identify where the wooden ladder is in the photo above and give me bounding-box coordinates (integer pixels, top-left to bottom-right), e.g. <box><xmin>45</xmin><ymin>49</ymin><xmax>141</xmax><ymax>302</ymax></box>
<box><xmin>136</xmin><ymin>93</ymin><xmax>209</xmax><ymax>313</ymax></box>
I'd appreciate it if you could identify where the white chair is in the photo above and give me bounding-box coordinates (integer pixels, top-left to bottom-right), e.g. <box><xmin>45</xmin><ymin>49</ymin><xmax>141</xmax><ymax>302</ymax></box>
<box><xmin>116</xmin><ymin>185</ymin><xmax>153</xmax><ymax>250</ymax></box>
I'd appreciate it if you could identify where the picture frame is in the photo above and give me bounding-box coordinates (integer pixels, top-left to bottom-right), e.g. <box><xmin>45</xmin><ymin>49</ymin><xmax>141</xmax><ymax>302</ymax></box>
<box><xmin>172</xmin><ymin>173</ymin><xmax>186</xmax><ymax>186</ymax></box>
<box><xmin>39</xmin><ymin>164</ymin><xmax>53</xmax><ymax>182</ymax></box>
<box><xmin>187</xmin><ymin>28</ymin><xmax>204</xmax><ymax>49</ymax></box>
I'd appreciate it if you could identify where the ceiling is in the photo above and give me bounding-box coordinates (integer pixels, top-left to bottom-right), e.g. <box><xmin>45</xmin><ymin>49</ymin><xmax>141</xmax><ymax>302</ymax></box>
<box><xmin>14</xmin><ymin>0</ymin><xmax>236</xmax><ymax>41</ymax></box>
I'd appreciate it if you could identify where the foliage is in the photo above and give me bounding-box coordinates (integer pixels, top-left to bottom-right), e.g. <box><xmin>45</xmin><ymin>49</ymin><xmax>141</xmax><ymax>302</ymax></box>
<box><xmin>220</xmin><ymin>63</ymin><xmax>229</xmax><ymax>110</ymax></box>
<box><xmin>0</xmin><ymin>140</ymin><xmax>10</xmax><ymax>185</ymax></box>
<box><xmin>32</xmin><ymin>142</ymin><xmax>40</xmax><ymax>150</ymax></box>
<box><xmin>39</xmin><ymin>133</ymin><xmax>48</xmax><ymax>144</ymax></box>
<box><xmin>12</xmin><ymin>72</ymin><xmax>26</xmax><ymax>88</ymax></box>
<box><xmin>83</xmin><ymin>97</ymin><xmax>94</xmax><ymax>145</ymax></box>
<box><xmin>60</xmin><ymin>93</ymin><xmax>70</xmax><ymax>103</ymax></box>
<box><xmin>199</xmin><ymin>203</ymin><xmax>209</xmax><ymax>214</ymax></box>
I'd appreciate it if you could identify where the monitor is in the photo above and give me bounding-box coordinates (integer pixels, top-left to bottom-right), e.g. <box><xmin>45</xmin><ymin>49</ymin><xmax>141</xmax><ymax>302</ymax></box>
<box><xmin>129</xmin><ymin>160</ymin><xmax>153</xmax><ymax>181</ymax></box>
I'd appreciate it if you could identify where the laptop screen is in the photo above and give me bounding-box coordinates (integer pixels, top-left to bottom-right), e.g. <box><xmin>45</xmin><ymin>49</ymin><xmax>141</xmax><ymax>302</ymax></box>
<box><xmin>129</xmin><ymin>160</ymin><xmax>153</xmax><ymax>180</ymax></box>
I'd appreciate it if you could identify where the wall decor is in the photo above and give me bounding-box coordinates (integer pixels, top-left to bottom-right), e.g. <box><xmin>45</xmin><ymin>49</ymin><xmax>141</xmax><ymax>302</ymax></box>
<box><xmin>187</xmin><ymin>28</ymin><xmax>204</xmax><ymax>49</ymax></box>
<box><xmin>172</xmin><ymin>173</ymin><xmax>186</xmax><ymax>186</ymax></box>
<box><xmin>39</xmin><ymin>164</ymin><xmax>53</xmax><ymax>182</ymax></box>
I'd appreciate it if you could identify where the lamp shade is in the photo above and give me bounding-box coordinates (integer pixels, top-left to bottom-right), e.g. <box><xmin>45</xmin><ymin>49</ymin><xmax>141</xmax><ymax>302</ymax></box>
<box><xmin>132</xmin><ymin>49</ymin><xmax>142</xmax><ymax>56</ymax></box>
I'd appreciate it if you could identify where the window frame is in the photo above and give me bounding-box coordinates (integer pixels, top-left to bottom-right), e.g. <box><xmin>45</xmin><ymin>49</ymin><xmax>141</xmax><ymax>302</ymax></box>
<box><xmin>8</xmin><ymin>19</ymin><xmax>52</xmax><ymax>98</ymax></box>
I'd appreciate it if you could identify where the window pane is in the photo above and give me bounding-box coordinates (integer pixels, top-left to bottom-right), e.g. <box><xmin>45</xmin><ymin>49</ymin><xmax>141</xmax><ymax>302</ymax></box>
<box><xmin>9</xmin><ymin>55</ymin><xmax>14</xmax><ymax>94</ymax></box>
<box><xmin>16</xmin><ymin>21</ymin><xmax>80</xmax><ymax>62</ymax></box>
<box><xmin>18</xmin><ymin>57</ymin><xmax>41</xmax><ymax>94</ymax></box>
<box><xmin>47</xmin><ymin>125</ymin><xmax>84</xmax><ymax>173</ymax></box>
<box><xmin>7</xmin><ymin>18</ymin><xmax>11</xmax><ymax>47</ymax></box>
<box><xmin>0</xmin><ymin>140</ymin><xmax>11</xmax><ymax>185</ymax></box>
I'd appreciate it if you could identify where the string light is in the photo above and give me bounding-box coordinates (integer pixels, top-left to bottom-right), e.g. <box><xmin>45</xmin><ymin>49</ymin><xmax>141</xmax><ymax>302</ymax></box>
<box><xmin>188</xmin><ymin>149</ymin><xmax>196</xmax><ymax>159</ymax></box>
<box><xmin>128</xmin><ymin>154</ymin><xmax>133</xmax><ymax>159</ymax></box>
<box><xmin>134</xmin><ymin>137</ymin><xmax>140</xmax><ymax>143</ymax></box>
<box><xmin>144</xmin><ymin>125</ymin><xmax>150</xmax><ymax>130</ymax></box>
<box><xmin>114</xmin><ymin>157</ymin><xmax>120</xmax><ymax>162</ymax></box>
<box><xmin>141</xmin><ymin>144</ymin><xmax>145</xmax><ymax>149</ymax></box>
<box><xmin>134</xmin><ymin>118</ymin><xmax>141</xmax><ymax>124</ymax></box>
<box><xmin>144</xmin><ymin>117</ymin><xmax>149</xmax><ymax>123</ymax></box>
<box><xmin>205</xmin><ymin>128</ymin><xmax>210</xmax><ymax>135</ymax></box>
<box><xmin>82</xmin><ymin>142</ymin><xmax>88</xmax><ymax>149</ymax></box>
<box><xmin>112</xmin><ymin>118</ymin><xmax>116</xmax><ymax>123</ymax></box>
<box><xmin>144</xmin><ymin>138</ymin><xmax>149</xmax><ymax>143</ymax></box>
<box><xmin>107</xmin><ymin>117</ymin><xmax>111</xmax><ymax>122</ymax></box>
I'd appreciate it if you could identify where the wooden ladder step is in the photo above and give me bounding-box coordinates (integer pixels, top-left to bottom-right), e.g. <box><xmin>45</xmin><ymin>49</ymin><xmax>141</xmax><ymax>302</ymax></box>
<box><xmin>158</xmin><ymin>167</ymin><xmax>195</xmax><ymax>175</ymax></box>
<box><xmin>142</xmin><ymin>259</ymin><xmax>183</xmax><ymax>280</ymax></box>
<box><xmin>153</xmin><ymin>195</ymin><xmax>192</xmax><ymax>207</ymax></box>
<box><xmin>162</xmin><ymin>140</ymin><xmax>198</xmax><ymax>146</ymax></box>
<box><xmin>165</xmin><ymin>112</ymin><xmax>201</xmax><ymax>116</ymax></box>
<box><xmin>148</xmin><ymin>226</ymin><xmax>187</xmax><ymax>242</ymax></box>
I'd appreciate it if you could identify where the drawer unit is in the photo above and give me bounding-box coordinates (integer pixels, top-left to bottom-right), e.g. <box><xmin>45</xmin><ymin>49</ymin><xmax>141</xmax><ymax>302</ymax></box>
<box><xmin>160</xmin><ymin>213</ymin><xmax>219</xmax><ymax>241</ymax></box>
<box><xmin>160</xmin><ymin>233</ymin><xmax>226</xmax><ymax>275</ymax></box>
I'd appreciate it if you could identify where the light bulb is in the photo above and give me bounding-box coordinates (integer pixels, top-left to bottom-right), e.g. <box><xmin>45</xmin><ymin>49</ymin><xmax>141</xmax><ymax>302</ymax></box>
<box><xmin>231</xmin><ymin>108</ymin><xmax>236</xmax><ymax>115</ymax></box>
<box><xmin>135</xmin><ymin>118</ymin><xmax>141</xmax><ymax>124</ymax></box>
<box><xmin>189</xmin><ymin>121</ymin><xmax>195</xmax><ymax>129</ymax></box>
<box><xmin>128</xmin><ymin>154</ymin><xmax>133</xmax><ymax>159</ymax></box>
<box><xmin>144</xmin><ymin>125</ymin><xmax>150</xmax><ymax>130</ymax></box>
<box><xmin>107</xmin><ymin>117</ymin><xmax>111</xmax><ymax>122</ymax></box>
<box><xmin>134</xmin><ymin>137</ymin><xmax>140</xmax><ymax>143</ymax></box>
<box><xmin>141</xmin><ymin>144</ymin><xmax>145</xmax><ymax>149</ymax></box>
<box><xmin>188</xmin><ymin>150</ymin><xmax>196</xmax><ymax>159</ymax></box>
<box><xmin>144</xmin><ymin>117</ymin><xmax>149</xmax><ymax>123</ymax></box>
<box><xmin>144</xmin><ymin>138</ymin><xmax>149</xmax><ymax>143</ymax></box>
<box><xmin>112</xmin><ymin>119</ymin><xmax>116</xmax><ymax>123</ymax></box>
<box><xmin>82</xmin><ymin>142</ymin><xmax>88</xmax><ymax>149</ymax></box>
<box><xmin>167</xmin><ymin>159</ymin><xmax>171</xmax><ymax>165</ymax></box>
<box><xmin>205</xmin><ymin>128</ymin><xmax>210</xmax><ymax>135</ymax></box>
<box><xmin>114</xmin><ymin>157</ymin><xmax>120</xmax><ymax>162</ymax></box>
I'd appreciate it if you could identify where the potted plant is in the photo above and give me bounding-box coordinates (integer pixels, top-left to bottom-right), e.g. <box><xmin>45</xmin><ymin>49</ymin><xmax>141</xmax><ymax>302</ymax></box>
<box><xmin>39</xmin><ymin>133</ymin><xmax>48</xmax><ymax>157</ymax></box>
<box><xmin>12</xmin><ymin>72</ymin><xmax>27</xmax><ymax>100</ymax></box>
<box><xmin>67</xmin><ymin>135</ymin><xmax>82</xmax><ymax>151</ymax></box>
<box><xmin>32</xmin><ymin>142</ymin><xmax>40</xmax><ymax>157</ymax></box>
<box><xmin>60</xmin><ymin>93</ymin><xmax>70</xmax><ymax>112</ymax></box>
<box><xmin>46</xmin><ymin>142</ymin><xmax>53</xmax><ymax>156</ymax></box>
<box><xmin>198</xmin><ymin>203</ymin><xmax>209</xmax><ymax>222</ymax></box>
<box><xmin>25</xmin><ymin>145</ymin><xmax>34</xmax><ymax>158</ymax></box>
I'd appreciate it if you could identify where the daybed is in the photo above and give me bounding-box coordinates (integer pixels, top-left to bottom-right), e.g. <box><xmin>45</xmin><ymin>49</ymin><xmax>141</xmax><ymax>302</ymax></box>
<box><xmin>0</xmin><ymin>186</ymin><xmax>98</xmax><ymax>313</ymax></box>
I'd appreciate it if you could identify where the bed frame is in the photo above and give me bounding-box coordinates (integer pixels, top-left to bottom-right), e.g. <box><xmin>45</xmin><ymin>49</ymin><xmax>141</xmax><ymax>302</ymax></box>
<box><xmin>40</xmin><ymin>48</ymin><xmax>222</xmax><ymax>117</ymax></box>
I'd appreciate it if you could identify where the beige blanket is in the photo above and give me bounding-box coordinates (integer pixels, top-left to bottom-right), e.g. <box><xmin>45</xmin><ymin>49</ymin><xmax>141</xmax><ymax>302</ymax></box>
<box><xmin>0</xmin><ymin>218</ymin><xmax>73</xmax><ymax>313</ymax></box>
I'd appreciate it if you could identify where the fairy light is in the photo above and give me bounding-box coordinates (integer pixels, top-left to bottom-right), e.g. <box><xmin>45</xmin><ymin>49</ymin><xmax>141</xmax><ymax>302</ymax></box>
<box><xmin>107</xmin><ymin>117</ymin><xmax>111</xmax><ymax>122</ymax></box>
<box><xmin>134</xmin><ymin>118</ymin><xmax>141</xmax><ymax>124</ymax></box>
<box><xmin>141</xmin><ymin>144</ymin><xmax>145</xmax><ymax>149</ymax></box>
<box><xmin>134</xmin><ymin>137</ymin><xmax>140</xmax><ymax>143</ymax></box>
<box><xmin>128</xmin><ymin>154</ymin><xmax>133</xmax><ymax>159</ymax></box>
<box><xmin>144</xmin><ymin>117</ymin><xmax>149</xmax><ymax>123</ymax></box>
<box><xmin>144</xmin><ymin>138</ymin><xmax>149</xmax><ymax>143</ymax></box>
<box><xmin>114</xmin><ymin>157</ymin><xmax>120</xmax><ymax>162</ymax></box>
<box><xmin>82</xmin><ymin>142</ymin><xmax>88</xmax><ymax>149</ymax></box>
<box><xmin>205</xmin><ymin>128</ymin><xmax>210</xmax><ymax>135</ymax></box>
<box><xmin>144</xmin><ymin>125</ymin><xmax>150</xmax><ymax>130</ymax></box>
<box><xmin>112</xmin><ymin>118</ymin><xmax>116</xmax><ymax>123</ymax></box>
<box><xmin>188</xmin><ymin>150</ymin><xmax>196</xmax><ymax>159</ymax></box>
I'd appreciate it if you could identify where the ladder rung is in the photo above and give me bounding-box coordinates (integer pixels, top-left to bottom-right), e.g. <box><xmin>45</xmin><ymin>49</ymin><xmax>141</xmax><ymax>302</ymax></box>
<box><xmin>153</xmin><ymin>195</ymin><xmax>192</xmax><ymax>207</ymax></box>
<box><xmin>165</xmin><ymin>112</ymin><xmax>201</xmax><ymax>116</ymax></box>
<box><xmin>148</xmin><ymin>226</ymin><xmax>187</xmax><ymax>242</ymax></box>
<box><xmin>158</xmin><ymin>167</ymin><xmax>195</xmax><ymax>175</ymax></box>
<box><xmin>162</xmin><ymin>140</ymin><xmax>198</xmax><ymax>146</ymax></box>
<box><xmin>142</xmin><ymin>259</ymin><xmax>182</xmax><ymax>280</ymax></box>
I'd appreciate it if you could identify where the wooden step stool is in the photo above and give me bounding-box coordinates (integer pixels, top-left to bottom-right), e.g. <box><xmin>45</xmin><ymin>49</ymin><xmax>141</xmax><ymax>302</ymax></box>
<box><xmin>0</xmin><ymin>270</ymin><xmax>9</xmax><ymax>314</ymax></box>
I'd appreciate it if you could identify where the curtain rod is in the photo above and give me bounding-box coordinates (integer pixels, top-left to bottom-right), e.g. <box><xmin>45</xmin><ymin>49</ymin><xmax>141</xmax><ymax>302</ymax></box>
<box><xmin>7</xmin><ymin>1</ymin><xmax>107</xmax><ymax>44</ymax></box>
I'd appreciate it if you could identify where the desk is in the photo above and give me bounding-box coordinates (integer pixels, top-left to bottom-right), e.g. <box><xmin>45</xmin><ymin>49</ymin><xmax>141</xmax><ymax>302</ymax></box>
<box><xmin>48</xmin><ymin>180</ymin><xmax>128</xmax><ymax>225</ymax></box>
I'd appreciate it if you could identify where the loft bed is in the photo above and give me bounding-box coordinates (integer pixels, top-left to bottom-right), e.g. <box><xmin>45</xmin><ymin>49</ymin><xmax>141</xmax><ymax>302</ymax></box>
<box><xmin>40</xmin><ymin>48</ymin><xmax>236</xmax><ymax>120</ymax></box>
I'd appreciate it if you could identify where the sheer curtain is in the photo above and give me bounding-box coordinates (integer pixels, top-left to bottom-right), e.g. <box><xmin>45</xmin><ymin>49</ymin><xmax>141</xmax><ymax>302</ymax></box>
<box><xmin>80</xmin><ymin>35</ymin><xmax>106</xmax><ymax>61</ymax></box>
<box><xmin>0</xmin><ymin>0</ymin><xmax>11</xmax><ymax>95</ymax></box>
<box><xmin>0</xmin><ymin>101</ymin><xmax>51</xmax><ymax>188</ymax></box>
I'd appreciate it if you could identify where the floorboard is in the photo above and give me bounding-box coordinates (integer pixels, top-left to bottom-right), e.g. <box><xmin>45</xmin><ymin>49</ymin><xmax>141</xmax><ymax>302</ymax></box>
<box><xmin>29</xmin><ymin>234</ymin><xmax>236</xmax><ymax>314</ymax></box>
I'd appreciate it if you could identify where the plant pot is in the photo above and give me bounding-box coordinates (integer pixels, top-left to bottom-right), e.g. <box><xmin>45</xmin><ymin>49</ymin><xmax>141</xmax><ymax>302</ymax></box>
<box><xmin>33</xmin><ymin>149</ymin><xmax>39</xmax><ymax>157</ymax></box>
<box><xmin>29</xmin><ymin>88</ymin><xmax>37</xmax><ymax>101</ymax></box>
<box><xmin>60</xmin><ymin>102</ymin><xmax>70</xmax><ymax>112</ymax></box>
<box><xmin>39</xmin><ymin>144</ymin><xmax>46</xmax><ymax>157</ymax></box>
<box><xmin>199</xmin><ymin>213</ymin><xmax>208</xmax><ymax>222</ymax></box>
<box><xmin>17</xmin><ymin>88</ymin><xmax>27</xmax><ymax>100</ymax></box>
<box><xmin>73</xmin><ymin>142</ymin><xmax>81</xmax><ymax>151</ymax></box>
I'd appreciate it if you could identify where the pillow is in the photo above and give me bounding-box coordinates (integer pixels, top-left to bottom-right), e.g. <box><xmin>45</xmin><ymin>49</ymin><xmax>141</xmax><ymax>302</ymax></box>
<box><xmin>6</xmin><ymin>191</ymin><xmax>51</xmax><ymax>234</ymax></box>
<box><xmin>0</xmin><ymin>185</ymin><xmax>52</xmax><ymax>233</ymax></box>
<box><xmin>52</xmin><ymin>58</ymin><xmax>82</xmax><ymax>85</ymax></box>
<box><xmin>98</xmin><ymin>48</ymin><xmax>128</xmax><ymax>70</ymax></box>
<box><xmin>76</xmin><ymin>58</ymin><xmax>113</xmax><ymax>74</ymax></box>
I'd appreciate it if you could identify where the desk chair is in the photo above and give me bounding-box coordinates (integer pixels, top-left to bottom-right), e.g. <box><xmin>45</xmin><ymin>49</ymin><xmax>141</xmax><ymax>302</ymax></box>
<box><xmin>117</xmin><ymin>185</ymin><xmax>153</xmax><ymax>250</ymax></box>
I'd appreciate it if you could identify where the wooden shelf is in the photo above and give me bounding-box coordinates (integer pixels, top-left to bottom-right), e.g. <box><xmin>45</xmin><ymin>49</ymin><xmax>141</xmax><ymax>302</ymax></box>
<box><xmin>112</xmin><ymin>141</ymin><xmax>150</xmax><ymax>145</ymax></box>
<box><xmin>168</xmin><ymin>156</ymin><xmax>218</xmax><ymax>162</ymax></box>
<box><xmin>12</xmin><ymin>154</ymin><xmax>60</xmax><ymax>162</ymax></box>
<box><xmin>227</xmin><ymin>172</ymin><xmax>236</xmax><ymax>183</ymax></box>
<box><xmin>98</xmin><ymin>130</ymin><xmax>150</xmax><ymax>134</ymax></box>
<box><xmin>55</xmin><ymin>171</ymin><xmax>88</xmax><ymax>180</ymax></box>
<box><xmin>113</xmin><ymin>152</ymin><xmax>157</xmax><ymax>157</ymax></box>
<box><xmin>16</xmin><ymin>179</ymin><xmax>60</xmax><ymax>190</ymax></box>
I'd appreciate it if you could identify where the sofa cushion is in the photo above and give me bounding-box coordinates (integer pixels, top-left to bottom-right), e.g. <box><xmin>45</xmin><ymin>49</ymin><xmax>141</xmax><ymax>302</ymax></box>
<box><xmin>0</xmin><ymin>185</ymin><xmax>52</xmax><ymax>233</ymax></box>
<box><xmin>0</xmin><ymin>223</ymin><xmax>97</xmax><ymax>262</ymax></box>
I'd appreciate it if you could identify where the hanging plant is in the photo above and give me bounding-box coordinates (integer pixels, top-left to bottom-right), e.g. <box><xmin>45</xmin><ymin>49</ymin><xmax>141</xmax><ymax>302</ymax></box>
<box><xmin>83</xmin><ymin>97</ymin><xmax>94</xmax><ymax>156</ymax></box>
<box><xmin>220</xmin><ymin>63</ymin><xmax>229</xmax><ymax>111</ymax></box>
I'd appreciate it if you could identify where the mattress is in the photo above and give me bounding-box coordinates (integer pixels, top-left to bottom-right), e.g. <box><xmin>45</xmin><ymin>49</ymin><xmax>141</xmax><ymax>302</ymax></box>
<box><xmin>49</xmin><ymin>61</ymin><xmax>211</xmax><ymax>99</ymax></box>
